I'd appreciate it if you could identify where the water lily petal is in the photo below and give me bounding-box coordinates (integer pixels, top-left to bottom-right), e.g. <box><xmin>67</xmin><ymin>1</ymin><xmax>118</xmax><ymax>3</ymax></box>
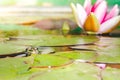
<box><xmin>91</xmin><ymin>0</ymin><xmax>104</xmax><ymax>12</ymax></box>
<box><xmin>71</xmin><ymin>3</ymin><xmax>82</xmax><ymax>28</ymax></box>
<box><xmin>83</xmin><ymin>0</ymin><xmax>92</xmax><ymax>15</ymax></box>
<box><xmin>103</xmin><ymin>4</ymin><xmax>119</xmax><ymax>22</ymax></box>
<box><xmin>93</xmin><ymin>1</ymin><xmax>107</xmax><ymax>24</ymax></box>
<box><xmin>76</xmin><ymin>3</ymin><xmax>87</xmax><ymax>26</ymax></box>
<box><xmin>96</xmin><ymin>64</ymin><xmax>106</xmax><ymax>69</ymax></box>
<box><xmin>98</xmin><ymin>16</ymin><xmax>120</xmax><ymax>33</ymax></box>
<box><xmin>84</xmin><ymin>12</ymin><xmax>100</xmax><ymax>32</ymax></box>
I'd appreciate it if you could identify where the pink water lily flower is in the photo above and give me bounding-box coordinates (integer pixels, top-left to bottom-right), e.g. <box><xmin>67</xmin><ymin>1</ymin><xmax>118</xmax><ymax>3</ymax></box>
<box><xmin>71</xmin><ymin>0</ymin><xmax>120</xmax><ymax>34</ymax></box>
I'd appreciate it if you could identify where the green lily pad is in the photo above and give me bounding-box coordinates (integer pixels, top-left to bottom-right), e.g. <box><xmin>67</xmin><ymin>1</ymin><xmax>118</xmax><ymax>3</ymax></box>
<box><xmin>70</xmin><ymin>37</ymin><xmax>120</xmax><ymax>63</ymax></box>
<box><xmin>14</xmin><ymin>71</ymin><xmax>47</xmax><ymax>80</ymax></box>
<box><xmin>96</xmin><ymin>37</ymin><xmax>120</xmax><ymax>45</ymax></box>
<box><xmin>71</xmin><ymin>45</ymin><xmax>120</xmax><ymax>63</ymax></box>
<box><xmin>102</xmin><ymin>67</ymin><xmax>120</xmax><ymax>80</ymax></box>
<box><xmin>30</xmin><ymin>62</ymin><xmax>100</xmax><ymax>80</ymax></box>
<box><xmin>0</xmin><ymin>57</ymin><xmax>33</xmax><ymax>80</ymax></box>
<box><xmin>71</xmin><ymin>36</ymin><xmax>120</xmax><ymax>51</ymax></box>
<box><xmin>32</xmin><ymin>54</ymin><xmax>73</xmax><ymax>68</ymax></box>
<box><xmin>0</xmin><ymin>43</ymin><xmax>26</xmax><ymax>55</ymax></box>
<box><xmin>7</xmin><ymin>35</ymin><xmax>98</xmax><ymax>46</ymax></box>
<box><xmin>96</xmin><ymin>45</ymin><xmax>120</xmax><ymax>63</ymax></box>
<box><xmin>0</xmin><ymin>24</ymin><xmax>41</xmax><ymax>37</ymax></box>
<box><xmin>0</xmin><ymin>24</ymin><xmax>38</xmax><ymax>31</ymax></box>
<box><xmin>53</xmin><ymin>51</ymin><xmax>96</xmax><ymax>61</ymax></box>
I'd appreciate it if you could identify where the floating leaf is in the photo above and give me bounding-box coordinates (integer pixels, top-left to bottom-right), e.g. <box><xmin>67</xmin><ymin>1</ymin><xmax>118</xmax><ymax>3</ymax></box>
<box><xmin>53</xmin><ymin>51</ymin><xmax>96</xmax><ymax>61</ymax></box>
<box><xmin>96</xmin><ymin>37</ymin><xmax>120</xmax><ymax>45</ymax></box>
<box><xmin>30</xmin><ymin>62</ymin><xmax>100</xmax><ymax>80</ymax></box>
<box><xmin>0</xmin><ymin>24</ymin><xmax>41</xmax><ymax>37</ymax></box>
<box><xmin>102</xmin><ymin>67</ymin><xmax>120</xmax><ymax>80</ymax></box>
<box><xmin>0</xmin><ymin>57</ymin><xmax>33</xmax><ymax>80</ymax></box>
<box><xmin>96</xmin><ymin>45</ymin><xmax>120</xmax><ymax>63</ymax></box>
<box><xmin>7</xmin><ymin>35</ymin><xmax>98</xmax><ymax>46</ymax></box>
<box><xmin>32</xmin><ymin>54</ymin><xmax>72</xmax><ymax>68</ymax></box>
<box><xmin>70</xmin><ymin>37</ymin><xmax>120</xmax><ymax>63</ymax></box>
<box><xmin>0</xmin><ymin>43</ymin><xmax>26</xmax><ymax>55</ymax></box>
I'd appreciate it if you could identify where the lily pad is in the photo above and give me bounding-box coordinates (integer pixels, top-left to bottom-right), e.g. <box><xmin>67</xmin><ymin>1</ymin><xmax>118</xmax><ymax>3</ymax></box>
<box><xmin>30</xmin><ymin>62</ymin><xmax>101</xmax><ymax>80</ymax></box>
<box><xmin>96</xmin><ymin>45</ymin><xmax>120</xmax><ymax>63</ymax></box>
<box><xmin>53</xmin><ymin>51</ymin><xmax>96</xmax><ymax>61</ymax></box>
<box><xmin>0</xmin><ymin>43</ymin><xmax>26</xmax><ymax>55</ymax></box>
<box><xmin>71</xmin><ymin>36</ymin><xmax>120</xmax><ymax>51</ymax></box>
<box><xmin>102</xmin><ymin>67</ymin><xmax>120</xmax><ymax>80</ymax></box>
<box><xmin>32</xmin><ymin>54</ymin><xmax>73</xmax><ymax>68</ymax></box>
<box><xmin>96</xmin><ymin>37</ymin><xmax>120</xmax><ymax>45</ymax></box>
<box><xmin>70</xmin><ymin>37</ymin><xmax>120</xmax><ymax>64</ymax></box>
<box><xmin>71</xmin><ymin>45</ymin><xmax>120</xmax><ymax>63</ymax></box>
<box><xmin>0</xmin><ymin>57</ymin><xmax>33</xmax><ymax>80</ymax></box>
<box><xmin>7</xmin><ymin>35</ymin><xmax>98</xmax><ymax>46</ymax></box>
<box><xmin>0</xmin><ymin>24</ymin><xmax>41</xmax><ymax>37</ymax></box>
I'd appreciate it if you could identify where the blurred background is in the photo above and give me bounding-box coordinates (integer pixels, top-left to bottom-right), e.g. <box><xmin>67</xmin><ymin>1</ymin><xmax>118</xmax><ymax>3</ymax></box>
<box><xmin>0</xmin><ymin>0</ymin><xmax>119</xmax><ymax>23</ymax></box>
<box><xmin>0</xmin><ymin>0</ymin><xmax>119</xmax><ymax>30</ymax></box>
<box><xmin>0</xmin><ymin>0</ymin><xmax>119</xmax><ymax>6</ymax></box>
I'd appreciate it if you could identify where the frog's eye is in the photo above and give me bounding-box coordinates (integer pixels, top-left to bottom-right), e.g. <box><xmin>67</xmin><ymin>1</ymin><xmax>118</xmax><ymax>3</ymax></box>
<box><xmin>25</xmin><ymin>47</ymin><xmax>39</xmax><ymax>56</ymax></box>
